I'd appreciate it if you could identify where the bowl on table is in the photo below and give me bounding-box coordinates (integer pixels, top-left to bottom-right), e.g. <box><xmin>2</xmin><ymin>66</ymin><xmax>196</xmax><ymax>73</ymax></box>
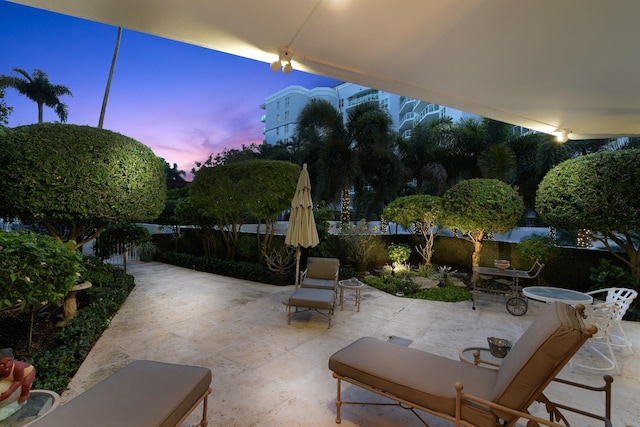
<box><xmin>494</xmin><ymin>259</ymin><xmax>510</xmax><ymax>270</ymax></box>
<box><xmin>487</xmin><ymin>337</ymin><xmax>512</xmax><ymax>358</ymax></box>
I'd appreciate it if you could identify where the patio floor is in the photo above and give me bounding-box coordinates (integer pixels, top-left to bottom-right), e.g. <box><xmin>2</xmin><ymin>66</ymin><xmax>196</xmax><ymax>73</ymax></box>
<box><xmin>62</xmin><ymin>261</ymin><xmax>640</xmax><ymax>426</ymax></box>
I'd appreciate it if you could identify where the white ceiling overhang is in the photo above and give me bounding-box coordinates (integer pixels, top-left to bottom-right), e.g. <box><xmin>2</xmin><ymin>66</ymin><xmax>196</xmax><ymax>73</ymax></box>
<box><xmin>10</xmin><ymin>0</ymin><xmax>640</xmax><ymax>140</ymax></box>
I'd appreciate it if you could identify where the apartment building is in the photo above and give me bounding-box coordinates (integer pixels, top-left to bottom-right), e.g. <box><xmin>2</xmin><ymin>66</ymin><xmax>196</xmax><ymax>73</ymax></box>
<box><xmin>260</xmin><ymin>82</ymin><xmax>479</xmax><ymax>145</ymax></box>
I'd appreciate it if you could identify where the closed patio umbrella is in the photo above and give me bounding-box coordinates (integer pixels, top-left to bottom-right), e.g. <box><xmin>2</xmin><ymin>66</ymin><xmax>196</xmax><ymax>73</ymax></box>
<box><xmin>285</xmin><ymin>163</ymin><xmax>319</xmax><ymax>287</ymax></box>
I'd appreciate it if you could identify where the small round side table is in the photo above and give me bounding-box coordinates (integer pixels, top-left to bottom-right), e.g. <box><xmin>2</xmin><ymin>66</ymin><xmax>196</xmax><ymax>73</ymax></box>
<box><xmin>459</xmin><ymin>347</ymin><xmax>503</xmax><ymax>370</ymax></box>
<box><xmin>338</xmin><ymin>279</ymin><xmax>364</xmax><ymax>312</ymax></box>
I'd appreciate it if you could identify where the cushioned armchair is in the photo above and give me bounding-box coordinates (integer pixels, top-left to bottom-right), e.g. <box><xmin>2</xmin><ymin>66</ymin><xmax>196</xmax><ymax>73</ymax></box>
<box><xmin>329</xmin><ymin>303</ymin><xmax>612</xmax><ymax>426</ymax></box>
<box><xmin>300</xmin><ymin>257</ymin><xmax>340</xmax><ymax>292</ymax></box>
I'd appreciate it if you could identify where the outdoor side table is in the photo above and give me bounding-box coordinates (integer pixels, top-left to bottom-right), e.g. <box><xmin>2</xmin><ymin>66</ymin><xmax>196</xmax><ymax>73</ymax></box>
<box><xmin>1</xmin><ymin>390</ymin><xmax>60</xmax><ymax>427</ymax></box>
<box><xmin>459</xmin><ymin>347</ymin><xmax>504</xmax><ymax>370</ymax></box>
<box><xmin>338</xmin><ymin>279</ymin><xmax>364</xmax><ymax>312</ymax></box>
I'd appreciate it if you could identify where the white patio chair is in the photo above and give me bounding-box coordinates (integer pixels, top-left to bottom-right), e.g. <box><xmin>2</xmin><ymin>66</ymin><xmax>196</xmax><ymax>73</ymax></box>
<box><xmin>587</xmin><ymin>287</ymin><xmax>637</xmax><ymax>353</ymax></box>
<box><xmin>571</xmin><ymin>300</ymin><xmax>625</xmax><ymax>374</ymax></box>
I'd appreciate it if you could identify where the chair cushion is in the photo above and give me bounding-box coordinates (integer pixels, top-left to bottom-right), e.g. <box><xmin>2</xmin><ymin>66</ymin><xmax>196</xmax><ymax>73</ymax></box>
<box><xmin>329</xmin><ymin>337</ymin><xmax>498</xmax><ymax>427</ymax></box>
<box><xmin>300</xmin><ymin>277</ymin><xmax>335</xmax><ymax>290</ymax></box>
<box><xmin>305</xmin><ymin>257</ymin><xmax>339</xmax><ymax>280</ymax></box>
<box><xmin>289</xmin><ymin>288</ymin><xmax>334</xmax><ymax>309</ymax></box>
<box><xmin>491</xmin><ymin>302</ymin><xmax>586</xmax><ymax>419</ymax></box>
<box><xmin>30</xmin><ymin>360</ymin><xmax>211</xmax><ymax>427</ymax></box>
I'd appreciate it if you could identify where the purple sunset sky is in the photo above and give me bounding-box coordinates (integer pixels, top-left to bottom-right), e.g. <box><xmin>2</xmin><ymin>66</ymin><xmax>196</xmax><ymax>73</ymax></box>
<box><xmin>1</xmin><ymin>2</ymin><xmax>340</xmax><ymax>177</ymax></box>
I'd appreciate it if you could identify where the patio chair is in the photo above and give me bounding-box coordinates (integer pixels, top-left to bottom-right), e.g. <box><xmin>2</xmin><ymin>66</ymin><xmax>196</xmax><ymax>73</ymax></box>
<box><xmin>285</xmin><ymin>257</ymin><xmax>339</xmax><ymax>328</ymax></box>
<box><xmin>586</xmin><ymin>287</ymin><xmax>637</xmax><ymax>353</ymax></box>
<box><xmin>329</xmin><ymin>303</ymin><xmax>613</xmax><ymax>426</ymax></box>
<box><xmin>299</xmin><ymin>257</ymin><xmax>340</xmax><ymax>292</ymax></box>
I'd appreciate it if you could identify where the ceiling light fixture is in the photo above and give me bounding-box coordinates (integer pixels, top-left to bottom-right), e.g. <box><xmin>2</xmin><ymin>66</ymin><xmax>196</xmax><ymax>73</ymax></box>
<box><xmin>270</xmin><ymin>46</ymin><xmax>294</xmax><ymax>74</ymax></box>
<box><xmin>556</xmin><ymin>129</ymin><xmax>571</xmax><ymax>143</ymax></box>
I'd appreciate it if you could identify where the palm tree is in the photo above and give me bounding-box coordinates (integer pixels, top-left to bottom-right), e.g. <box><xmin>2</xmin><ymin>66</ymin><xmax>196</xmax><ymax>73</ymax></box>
<box><xmin>347</xmin><ymin>102</ymin><xmax>402</xmax><ymax>218</ymax></box>
<box><xmin>397</xmin><ymin>117</ymin><xmax>452</xmax><ymax>194</ymax></box>
<box><xmin>295</xmin><ymin>99</ymin><xmax>356</xmax><ymax>222</ymax></box>
<box><xmin>1</xmin><ymin>68</ymin><xmax>72</xmax><ymax>123</ymax></box>
<box><xmin>98</xmin><ymin>27</ymin><xmax>123</xmax><ymax>128</ymax></box>
<box><xmin>477</xmin><ymin>144</ymin><xmax>517</xmax><ymax>183</ymax></box>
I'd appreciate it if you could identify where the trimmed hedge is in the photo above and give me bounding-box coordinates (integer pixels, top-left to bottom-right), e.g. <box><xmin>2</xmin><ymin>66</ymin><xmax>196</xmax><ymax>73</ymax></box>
<box><xmin>156</xmin><ymin>251</ymin><xmax>272</xmax><ymax>283</ymax></box>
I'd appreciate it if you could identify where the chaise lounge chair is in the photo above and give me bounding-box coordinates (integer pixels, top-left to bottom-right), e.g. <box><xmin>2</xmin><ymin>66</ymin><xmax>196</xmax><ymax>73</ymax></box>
<box><xmin>329</xmin><ymin>302</ymin><xmax>613</xmax><ymax>426</ymax></box>
<box><xmin>29</xmin><ymin>360</ymin><xmax>212</xmax><ymax>427</ymax></box>
<box><xmin>285</xmin><ymin>257</ymin><xmax>340</xmax><ymax>328</ymax></box>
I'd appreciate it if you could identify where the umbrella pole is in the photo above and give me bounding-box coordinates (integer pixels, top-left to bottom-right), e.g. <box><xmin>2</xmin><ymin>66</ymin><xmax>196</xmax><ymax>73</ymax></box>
<box><xmin>295</xmin><ymin>246</ymin><xmax>301</xmax><ymax>288</ymax></box>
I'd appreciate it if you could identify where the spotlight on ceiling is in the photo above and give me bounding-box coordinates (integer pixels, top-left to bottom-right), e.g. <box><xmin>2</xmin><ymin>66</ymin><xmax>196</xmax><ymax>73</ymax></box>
<box><xmin>556</xmin><ymin>129</ymin><xmax>571</xmax><ymax>143</ymax></box>
<box><xmin>270</xmin><ymin>46</ymin><xmax>293</xmax><ymax>74</ymax></box>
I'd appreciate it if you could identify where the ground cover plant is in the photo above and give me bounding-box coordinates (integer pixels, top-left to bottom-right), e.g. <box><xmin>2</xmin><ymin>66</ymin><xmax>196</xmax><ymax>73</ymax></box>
<box><xmin>0</xmin><ymin>256</ymin><xmax>134</xmax><ymax>394</ymax></box>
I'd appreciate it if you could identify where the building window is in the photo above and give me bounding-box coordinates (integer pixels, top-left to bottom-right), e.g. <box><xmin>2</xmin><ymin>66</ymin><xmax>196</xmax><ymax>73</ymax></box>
<box><xmin>285</xmin><ymin>111</ymin><xmax>290</xmax><ymax>120</ymax></box>
<box><xmin>276</xmin><ymin>127</ymin><xmax>279</xmax><ymax>135</ymax></box>
<box><xmin>284</xmin><ymin>96</ymin><xmax>290</xmax><ymax>107</ymax></box>
<box><xmin>276</xmin><ymin>114</ymin><xmax>280</xmax><ymax>122</ymax></box>
<box><xmin>284</xmin><ymin>124</ymin><xmax>289</xmax><ymax>134</ymax></box>
<box><xmin>277</xmin><ymin>100</ymin><xmax>280</xmax><ymax>110</ymax></box>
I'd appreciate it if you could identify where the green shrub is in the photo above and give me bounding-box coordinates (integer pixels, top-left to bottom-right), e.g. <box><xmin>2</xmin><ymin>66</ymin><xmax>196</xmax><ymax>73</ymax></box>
<box><xmin>589</xmin><ymin>258</ymin><xmax>633</xmax><ymax>290</ymax></box>
<box><xmin>414</xmin><ymin>285</ymin><xmax>471</xmax><ymax>302</ymax></box>
<box><xmin>0</xmin><ymin>231</ymin><xmax>84</xmax><ymax>311</ymax></box>
<box><xmin>28</xmin><ymin>257</ymin><xmax>134</xmax><ymax>394</ymax></box>
<box><xmin>388</xmin><ymin>243</ymin><xmax>411</xmax><ymax>266</ymax></box>
<box><xmin>157</xmin><ymin>252</ymin><xmax>271</xmax><ymax>283</ymax></box>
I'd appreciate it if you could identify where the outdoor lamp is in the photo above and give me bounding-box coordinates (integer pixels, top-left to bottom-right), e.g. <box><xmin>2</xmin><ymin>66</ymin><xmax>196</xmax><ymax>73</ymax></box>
<box><xmin>271</xmin><ymin>46</ymin><xmax>294</xmax><ymax>74</ymax></box>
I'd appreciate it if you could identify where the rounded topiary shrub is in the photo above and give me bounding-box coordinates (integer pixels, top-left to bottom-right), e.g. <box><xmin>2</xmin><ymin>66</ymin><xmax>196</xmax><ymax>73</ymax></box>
<box><xmin>0</xmin><ymin>124</ymin><xmax>166</xmax><ymax>248</ymax></box>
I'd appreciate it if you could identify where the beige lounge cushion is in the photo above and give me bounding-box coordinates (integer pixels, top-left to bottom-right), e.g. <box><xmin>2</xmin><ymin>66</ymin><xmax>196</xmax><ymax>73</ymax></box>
<box><xmin>289</xmin><ymin>288</ymin><xmax>335</xmax><ymax>309</ymax></box>
<box><xmin>30</xmin><ymin>360</ymin><xmax>211</xmax><ymax>427</ymax></box>
<box><xmin>491</xmin><ymin>302</ymin><xmax>587</xmax><ymax>420</ymax></box>
<box><xmin>305</xmin><ymin>257</ymin><xmax>339</xmax><ymax>280</ymax></box>
<box><xmin>329</xmin><ymin>337</ymin><xmax>498</xmax><ymax>427</ymax></box>
<box><xmin>300</xmin><ymin>277</ymin><xmax>335</xmax><ymax>290</ymax></box>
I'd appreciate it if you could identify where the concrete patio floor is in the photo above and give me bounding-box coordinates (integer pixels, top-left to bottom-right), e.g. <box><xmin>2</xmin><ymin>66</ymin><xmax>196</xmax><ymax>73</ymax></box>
<box><xmin>62</xmin><ymin>261</ymin><xmax>639</xmax><ymax>426</ymax></box>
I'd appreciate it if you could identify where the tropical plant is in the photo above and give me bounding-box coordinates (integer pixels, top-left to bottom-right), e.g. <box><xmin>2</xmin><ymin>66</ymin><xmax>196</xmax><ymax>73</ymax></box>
<box><xmin>349</xmin><ymin>102</ymin><xmax>403</xmax><ymax>219</ymax></box>
<box><xmin>536</xmin><ymin>149</ymin><xmax>640</xmax><ymax>290</ymax></box>
<box><xmin>396</xmin><ymin>117</ymin><xmax>453</xmax><ymax>195</ymax></box>
<box><xmin>0</xmin><ymin>124</ymin><xmax>166</xmax><ymax>249</ymax></box>
<box><xmin>442</xmin><ymin>178</ymin><xmax>524</xmax><ymax>283</ymax></box>
<box><xmin>382</xmin><ymin>194</ymin><xmax>442</xmax><ymax>265</ymax></box>
<box><xmin>0</xmin><ymin>231</ymin><xmax>84</xmax><ymax>350</ymax></box>
<box><xmin>295</xmin><ymin>98</ymin><xmax>355</xmax><ymax>221</ymax></box>
<box><xmin>589</xmin><ymin>258</ymin><xmax>633</xmax><ymax>290</ymax></box>
<box><xmin>388</xmin><ymin>243</ymin><xmax>411</xmax><ymax>267</ymax></box>
<box><xmin>0</xmin><ymin>68</ymin><xmax>72</xmax><ymax>123</ymax></box>
<box><xmin>477</xmin><ymin>144</ymin><xmax>517</xmax><ymax>184</ymax></box>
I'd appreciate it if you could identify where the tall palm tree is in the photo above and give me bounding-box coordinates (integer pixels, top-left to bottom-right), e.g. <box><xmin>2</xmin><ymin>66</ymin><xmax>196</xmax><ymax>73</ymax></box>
<box><xmin>1</xmin><ymin>68</ymin><xmax>72</xmax><ymax>123</ymax></box>
<box><xmin>295</xmin><ymin>99</ymin><xmax>356</xmax><ymax>222</ymax></box>
<box><xmin>397</xmin><ymin>117</ymin><xmax>452</xmax><ymax>194</ymax></box>
<box><xmin>98</xmin><ymin>27</ymin><xmax>122</xmax><ymax>128</ymax></box>
<box><xmin>347</xmin><ymin>102</ymin><xmax>402</xmax><ymax>218</ymax></box>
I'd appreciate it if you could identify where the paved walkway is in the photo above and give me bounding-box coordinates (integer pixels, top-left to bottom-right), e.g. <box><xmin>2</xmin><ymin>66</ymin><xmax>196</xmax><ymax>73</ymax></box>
<box><xmin>63</xmin><ymin>262</ymin><xmax>640</xmax><ymax>426</ymax></box>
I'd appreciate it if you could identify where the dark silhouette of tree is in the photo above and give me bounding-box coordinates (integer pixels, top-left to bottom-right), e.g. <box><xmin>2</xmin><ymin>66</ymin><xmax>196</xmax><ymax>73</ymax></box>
<box><xmin>0</xmin><ymin>68</ymin><xmax>72</xmax><ymax>123</ymax></box>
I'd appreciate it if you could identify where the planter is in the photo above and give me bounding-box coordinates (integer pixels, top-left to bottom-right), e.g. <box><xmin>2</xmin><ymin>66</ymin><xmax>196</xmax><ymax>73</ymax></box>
<box><xmin>270</xmin><ymin>271</ymin><xmax>293</xmax><ymax>286</ymax></box>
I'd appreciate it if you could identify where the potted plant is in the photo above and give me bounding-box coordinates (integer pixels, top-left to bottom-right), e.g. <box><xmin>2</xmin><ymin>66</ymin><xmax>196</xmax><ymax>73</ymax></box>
<box><xmin>263</xmin><ymin>246</ymin><xmax>296</xmax><ymax>285</ymax></box>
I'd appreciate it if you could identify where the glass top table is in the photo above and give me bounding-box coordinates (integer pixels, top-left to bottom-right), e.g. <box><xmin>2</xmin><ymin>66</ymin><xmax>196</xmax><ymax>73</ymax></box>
<box><xmin>522</xmin><ymin>286</ymin><xmax>593</xmax><ymax>305</ymax></box>
<box><xmin>0</xmin><ymin>390</ymin><xmax>60</xmax><ymax>427</ymax></box>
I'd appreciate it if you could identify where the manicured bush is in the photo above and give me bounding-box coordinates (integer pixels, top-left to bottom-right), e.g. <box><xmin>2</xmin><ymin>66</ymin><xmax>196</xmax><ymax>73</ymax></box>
<box><xmin>0</xmin><ymin>123</ymin><xmax>166</xmax><ymax>249</ymax></box>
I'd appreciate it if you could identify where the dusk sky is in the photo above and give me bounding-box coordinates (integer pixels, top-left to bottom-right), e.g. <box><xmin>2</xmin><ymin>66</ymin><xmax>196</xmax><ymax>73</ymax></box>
<box><xmin>1</xmin><ymin>2</ymin><xmax>340</xmax><ymax>177</ymax></box>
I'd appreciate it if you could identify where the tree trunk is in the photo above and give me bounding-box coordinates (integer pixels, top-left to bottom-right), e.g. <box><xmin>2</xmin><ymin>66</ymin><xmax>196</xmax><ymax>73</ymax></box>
<box><xmin>98</xmin><ymin>27</ymin><xmax>122</xmax><ymax>128</ymax></box>
<box><xmin>471</xmin><ymin>235</ymin><xmax>484</xmax><ymax>284</ymax></box>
